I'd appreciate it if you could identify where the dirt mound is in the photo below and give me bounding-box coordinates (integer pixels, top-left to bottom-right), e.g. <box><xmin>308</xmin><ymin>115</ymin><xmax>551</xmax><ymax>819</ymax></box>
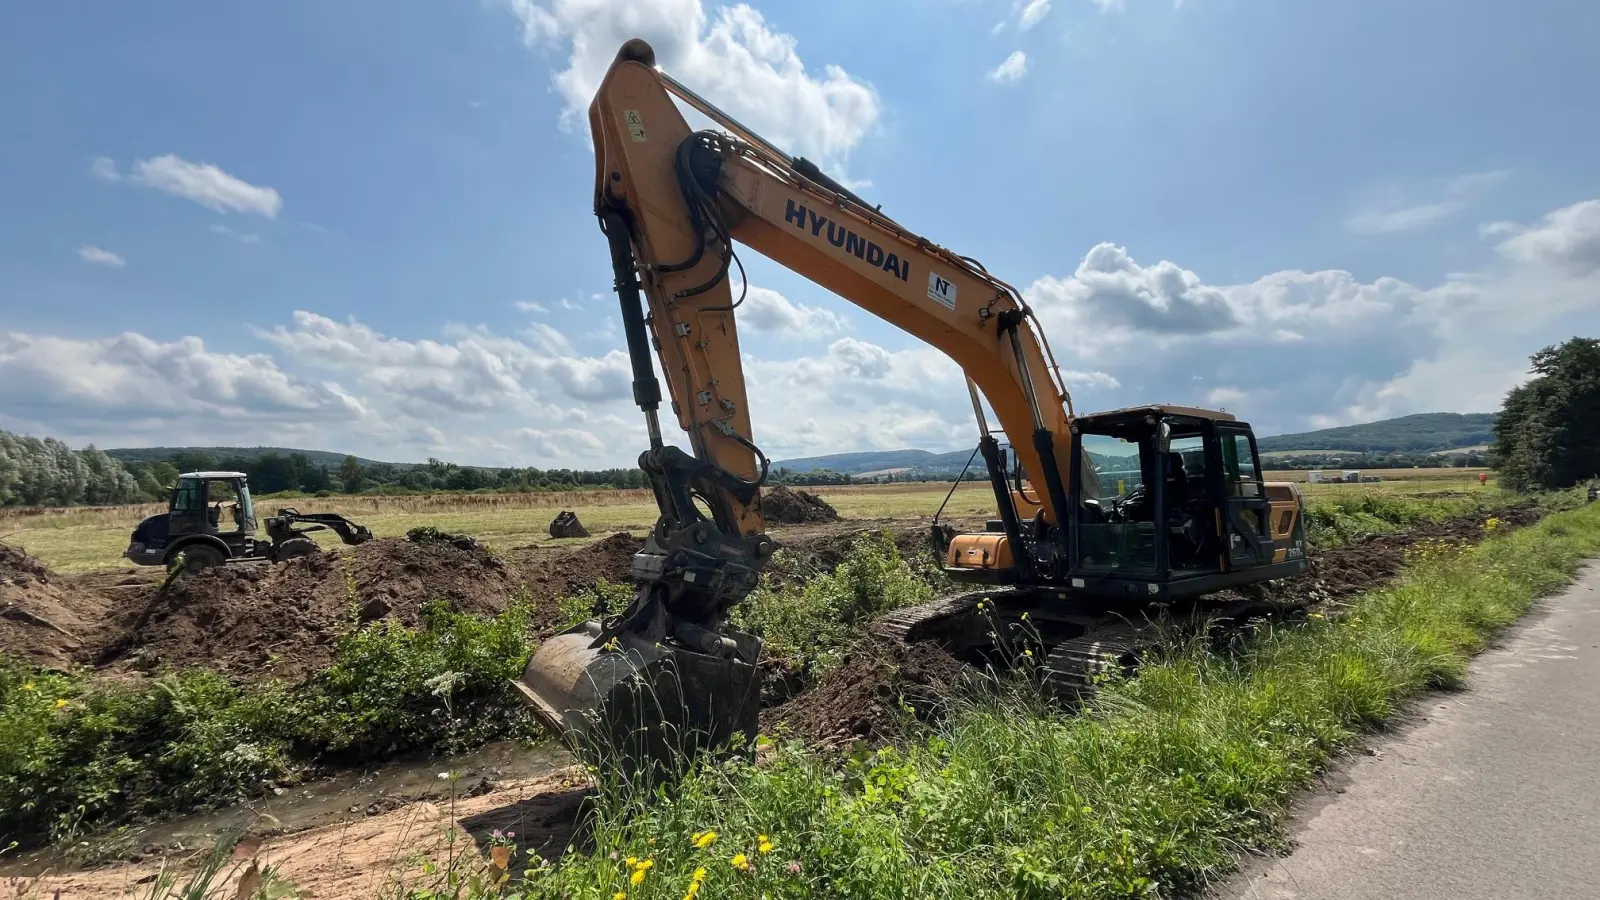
<box><xmin>762</xmin><ymin>486</ymin><xmax>838</xmax><ymax>524</ymax></box>
<box><xmin>763</xmin><ymin>638</ymin><xmax>969</xmax><ymax>748</ymax></box>
<box><xmin>1</xmin><ymin>542</ymin><xmax>112</xmax><ymax>671</ymax></box>
<box><xmin>514</xmin><ymin>532</ymin><xmax>642</xmax><ymax>612</ymax></box>
<box><xmin>113</xmin><ymin>536</ymin><xmax>522</xmax><ymax>682</ymax></box>
<box><xmin>1240</xmin><ymin>502</ymin><xmax>1545</xmax><ymax>611</ymax></box>
<box><xmin>778</xmin><ymin>525</ymin><xmax>936</xmax><ymax>573</ymax></box>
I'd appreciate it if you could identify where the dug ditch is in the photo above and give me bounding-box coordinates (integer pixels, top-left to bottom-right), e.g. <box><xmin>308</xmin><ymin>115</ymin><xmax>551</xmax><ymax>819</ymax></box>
<box><xmin>0</xmin><ymin>501</ymin><xmax>1540</xmax><ymax>881</ymax></box>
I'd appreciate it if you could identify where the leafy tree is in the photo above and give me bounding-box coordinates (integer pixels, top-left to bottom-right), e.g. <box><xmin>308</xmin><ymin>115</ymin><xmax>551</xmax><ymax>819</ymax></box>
<box><xmin>339</xmin><ymin>455</ymin><xmax>366</xmax><ymax>494</ymax></box>
<box><xmin>1492</xmin><ymin>337</ymin><xmax>1600</xmax><ymax>491</ymax></box>
<box><xmin>249</xmin><ymin>453</ymin><xmax>300</xmax><ymax>494</ymax></box>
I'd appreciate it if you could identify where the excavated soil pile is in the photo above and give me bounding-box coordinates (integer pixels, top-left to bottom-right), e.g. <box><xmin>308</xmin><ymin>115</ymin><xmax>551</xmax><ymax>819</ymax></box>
<box><xmin>762</xmin><ymin>486</ymin><xmax>839</xmax><ymax>524</ymax></box>
<box><xmin>0</xmin><ymin>543</ymin><xmax>111</xmax><ymax>671</ymax></box>
<box><xmin>1236</xmin><ymin>502</ymin><xmax>1545</xmax><ymax>611</ymax></box>
<box><xmin>778</xmin><ymin>525</ymin><xmax>936</xmax><ymax>573</ymax></box>
<box><xmin>763</xmin><ymin>638</ymin><xmax>970</xmax><ymax>748</ymax></box>
<box><xmin>514</xmin><ymin>532</ymin><xmax>642</xmax><ymax>611</ymax></box>
<box><xmin>111</xmin><ymin>536</ymin><xmax>521</xmax><ymax>682</ymax></box>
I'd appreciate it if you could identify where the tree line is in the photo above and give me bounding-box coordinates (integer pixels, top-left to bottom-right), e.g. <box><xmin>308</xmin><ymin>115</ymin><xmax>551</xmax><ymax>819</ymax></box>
<box><xmin>0</xmin><ymin>432</ymin><xmax>142</xmax><ymax>507</ymax></box>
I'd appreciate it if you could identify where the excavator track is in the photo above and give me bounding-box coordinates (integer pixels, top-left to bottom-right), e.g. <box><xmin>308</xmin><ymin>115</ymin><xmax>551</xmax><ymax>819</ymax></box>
<box><xmin>1040</xmin><ymin>621</ymin><xmax>1148</xmax><ymax>700</ymax></box>
<box><xmin>869</xmin><ymin>589</ymin><xmax>1037</xmax><ymax>646</ymax></box>
<box><xmin>869</xmin><ymin>587</ymin><xmax>1310</xmax><ymax>704</ymax></box>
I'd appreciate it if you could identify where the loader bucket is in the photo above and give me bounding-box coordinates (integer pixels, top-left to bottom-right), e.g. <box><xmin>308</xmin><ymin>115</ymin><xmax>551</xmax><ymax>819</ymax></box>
<box><xmin>512</xmin><ymin>620</ymin><xmax>762</xmax><ymax>779</ymax></box>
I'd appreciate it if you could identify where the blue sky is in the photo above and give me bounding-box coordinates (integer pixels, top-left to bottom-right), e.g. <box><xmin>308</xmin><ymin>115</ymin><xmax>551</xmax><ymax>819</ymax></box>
<box><xmin>2</xmin><ymin>0</ymin><xmax>1598</xmax><ymax>466</ymax></box>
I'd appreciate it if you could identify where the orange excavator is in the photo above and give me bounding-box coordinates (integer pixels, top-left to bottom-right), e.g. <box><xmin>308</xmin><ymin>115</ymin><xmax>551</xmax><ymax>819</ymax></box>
<box><xmin>514</xmin><ymin>40</ymin><xmax>1309</xmax><ymax>769</ymax></box>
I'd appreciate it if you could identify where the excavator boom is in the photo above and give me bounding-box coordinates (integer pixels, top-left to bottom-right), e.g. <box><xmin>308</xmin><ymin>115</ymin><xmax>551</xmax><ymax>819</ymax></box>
<box><xmin>516</xmin><ymin>39</ymin><xmax>1308</xmax><ymax>772</ymax></box>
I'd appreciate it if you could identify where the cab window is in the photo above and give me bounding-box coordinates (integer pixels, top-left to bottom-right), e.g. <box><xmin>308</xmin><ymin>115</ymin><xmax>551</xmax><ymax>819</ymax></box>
<box><xmin>171</xmin><ymin>481</ymin><xmax>204</xmax><ymax>512</ymax></box>
<box><xmin>1221</xmin><ymin>432</ymin><xmax>1262</xmax><ymax>497</ymax></box>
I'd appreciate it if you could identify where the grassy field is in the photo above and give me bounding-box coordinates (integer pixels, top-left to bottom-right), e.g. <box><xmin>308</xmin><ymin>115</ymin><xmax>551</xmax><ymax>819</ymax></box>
<box><xmin>2</xmin><ymin>474</ymin><xmax>1502</xmax><ymax>574</ymax></box>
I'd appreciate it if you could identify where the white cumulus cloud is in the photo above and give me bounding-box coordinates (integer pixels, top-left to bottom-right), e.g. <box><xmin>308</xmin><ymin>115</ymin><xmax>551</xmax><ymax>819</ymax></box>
<box><xmin>504</xmin><ymin>0</ymin><xmax>881</xmax><ymax>171</ymax></box>
<box><xmin>77</xmin><ymin>246</ymin><xmax>125</xmax><ymax>268</ymax></box>
<box><xmin>121</xmin><ymin>154</ymin><xmax>283</xmax><ymax>218</ymax></box>
<box><xmin>1018</xmin><ymin>0</ymin><xmax>1052</xmax><ymax>29</ymax></box>
<box><xmin>740</xmin><ymin>286</ymin><xmax>846</xmax><ymax>335</ymax></box>
<box><xmin>987</xmin><ymin>51</ymin><xmax>1028</xmax><ymax>84</ymax></box>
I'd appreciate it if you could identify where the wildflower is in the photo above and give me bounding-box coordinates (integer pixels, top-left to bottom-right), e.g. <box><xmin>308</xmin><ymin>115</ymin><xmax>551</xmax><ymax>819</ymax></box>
<box><xmin>613</xmin><ymin>893</ymin><xmax>625</xmax><ymax>900</ymax></box>
<box><xmin>786</xmin><ymin>861</ymin><xmax>803</xmax><ymax>876</ymax></box>
<box><xmin>506</xmin><ymin>831</ymin><xmax>515</xmax><ymax>838</ymax></box>
<box><xmin>692</xmin><ymin>830</ymin><xmax>718</xmax><ymax>850</ymax></box>
<box><xmin>1020</xmin><ymin>611</ymin><xmax>1030</xmax><ymax>621</ymax></box>
<box><xmin>609</xmin><ymin>850</ymin><xmax>619</xmax><ymax>860</ymax></box>
<box><xmin>630</xmin><ymin>868</ymin><xmax>648</xmax><ymax>886</ymax></box>
<box><xmin>55</xmin><ymin>698</ymin><xmax>69</xmax><ymax>709</ymax></box>
<box><xmin>1022</xmin><ymin>649</ymin><xmax>1033</xmax><ymax>658</ymax></box>
<box><xmin>731</xmin><ymin>852</ymin><xmax>752</xmax><ymax>872</ymax></box>
<box><xmin>436</xmin><ymin>772</ymin><xmax>450</xmax><ymax>781</ymax></box>
<box><xmin>625</xmin><ymin>856</ymin><xmax>638</xmax><ymax>868</ymax></box>
<box><xmin>684</xmin><ymin>866</ymin><xmax>708</xmax><ymax>899</ymax></box>
<box><xmin>757</xmin><ymin>835</ymin><xmax>774</xmax><ymax>854</ymax></box>
<box><xmin>21</xmin><ymin>682</ymin><xmax>35</xmax><ymax>692</ymax></box>
<box><xmin>493</xmin><ymin>829</ymin><xmax>504</xmax><ymax>840</ymax></box>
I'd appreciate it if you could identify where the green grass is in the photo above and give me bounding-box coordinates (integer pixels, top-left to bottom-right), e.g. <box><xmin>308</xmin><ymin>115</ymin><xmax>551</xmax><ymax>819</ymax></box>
<box><xmin>457</xmin><ymin>498</ymin><xmax>1600</xmax><ymax>900</ymax></box>
<box><xmin>1302</xmin><ymin>488</ymin><xmax>1514</xmax><ymax>549</ymax></box>
<box><xmin>0</xmin><ymin>600</ymin><xmax>541</xmax><ymax>847</ymax></box>
<box><xmin>733</xmin><ymin>531</ymin><xmax>934</xmax><ymax>675</ymax></box>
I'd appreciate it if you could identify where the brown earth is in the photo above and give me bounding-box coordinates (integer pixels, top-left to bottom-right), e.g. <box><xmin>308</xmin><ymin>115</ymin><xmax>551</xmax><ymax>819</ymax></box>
<box><xmin>0</xmin><ymin>542</ymin><xmax>114</xmax><ymax>671</ymax></box>
<box><xmin>0</xmin><ymin>530</ymin><xmax>650</xmax><ymax>684</ymax></box>
<box><xmin>761</xmin><ymin>485</ymin><xmax>839</xmax><ymax>524</ymax></box>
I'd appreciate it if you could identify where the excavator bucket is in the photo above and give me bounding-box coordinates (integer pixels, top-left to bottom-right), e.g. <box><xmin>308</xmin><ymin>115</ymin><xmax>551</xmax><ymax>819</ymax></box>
<box><xmin>513</xmin><ymin>619</ymin><xmax>762</xmax><ymax>778</ymax></box>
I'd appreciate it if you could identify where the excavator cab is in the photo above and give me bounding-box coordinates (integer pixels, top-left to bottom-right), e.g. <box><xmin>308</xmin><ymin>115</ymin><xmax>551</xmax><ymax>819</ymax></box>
<box><xmin>946</xmin><ymin>406</ymin><xmax>1306</xmax><ymax>598</ymax></box>
<box><xmin>1066</xmin><ymin>406</ymin><xmax>1307</xmax><ymax>598</ymax></box>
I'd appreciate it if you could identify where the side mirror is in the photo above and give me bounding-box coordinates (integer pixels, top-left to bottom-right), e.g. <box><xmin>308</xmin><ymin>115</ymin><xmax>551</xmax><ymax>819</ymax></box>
<box><xmin>1157</xmin><ymin>421</ymin><xmax>1172</xmax><ymax>454</ymax></box>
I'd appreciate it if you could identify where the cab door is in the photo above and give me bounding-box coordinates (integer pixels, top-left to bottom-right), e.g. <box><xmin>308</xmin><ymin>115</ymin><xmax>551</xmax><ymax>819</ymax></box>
<box><xmin>1216</xmin><ymin>426</ymin><xmax>1276</xmax><ymax>568</ymax></box>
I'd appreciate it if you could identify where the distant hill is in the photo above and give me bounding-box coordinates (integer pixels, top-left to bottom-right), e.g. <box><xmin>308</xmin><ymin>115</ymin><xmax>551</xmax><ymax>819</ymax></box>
<box><xmin>106</xmin><ymin>446</ymin><xmax>406</xmax><ymax>470</ymax></box>
<box><xmin>775</xmin><ymin>448</ymin><xmax>977</xmax><ymax>476</ymax></box>
<box><xmin>1255</xmin><ymin>413</ymin><xmax>1497</xmax><ymax>454</ymax></box>
<box><xmin>776</xmin><ymin>412</ymin><xmax>1497</xmax><ymax>476</ymax></box>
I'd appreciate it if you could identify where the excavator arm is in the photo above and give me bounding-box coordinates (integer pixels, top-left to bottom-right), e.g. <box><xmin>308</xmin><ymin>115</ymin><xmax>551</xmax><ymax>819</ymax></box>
<box><xmin>516</xmin><ymin>39</ymin><xmax>1084</xmax><ymax>771</ymax></box>
<box><xmin>593</xmin><ymin>38</ymin><xmax>1081</xmax><ymax>558</ymax></box>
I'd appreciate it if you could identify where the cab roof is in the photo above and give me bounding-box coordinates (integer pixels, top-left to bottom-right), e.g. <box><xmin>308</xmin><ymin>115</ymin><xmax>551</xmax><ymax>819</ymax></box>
<box><xmin>1077</xmin><ymin>404</ymin><xmax>1238</xmax><ymax>423</ymax></box>
<box><xmin>178</xmin><ymin>471</ymin><xmax>249</xmax><ymax>480</ymax></box>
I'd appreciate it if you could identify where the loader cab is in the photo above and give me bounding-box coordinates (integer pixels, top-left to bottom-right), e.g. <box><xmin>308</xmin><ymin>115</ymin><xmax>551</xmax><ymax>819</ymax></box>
<box><xmin>125</xmin><ymin>472</ymin><xmax>258</xmax><ymax>567</ymax></box>
<box><xmin>1065</xmin><ymin>406</ymin><xmax>1307</xmax><ymax>600</ymax></box>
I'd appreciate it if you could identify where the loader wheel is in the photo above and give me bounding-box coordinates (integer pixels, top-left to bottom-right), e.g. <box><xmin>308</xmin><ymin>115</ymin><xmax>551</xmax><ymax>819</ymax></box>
<box><xmin>274</xmin><ymin>538</ymin><xmax>319</xmax><ymax>563</ymax></box>
<box><xmin>176</xmin><ymin>544</ymin><xmax>225</xmax><ymax>576</ymax></box>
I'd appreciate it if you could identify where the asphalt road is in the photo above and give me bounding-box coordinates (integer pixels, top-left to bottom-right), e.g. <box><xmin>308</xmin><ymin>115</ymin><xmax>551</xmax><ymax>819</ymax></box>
<box><xmin>1219</xmin><ymin>563</ymin><xmax>1600</xmax><ymax>900</ymax></box>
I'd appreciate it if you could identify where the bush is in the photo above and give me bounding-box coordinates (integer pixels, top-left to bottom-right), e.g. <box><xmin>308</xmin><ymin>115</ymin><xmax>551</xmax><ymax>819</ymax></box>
<box><xmin>0</xmin><ymin>600</ymin><xmax>541</xmax><ymax>846</ymax></box>
<box><xmin>733</xmin><ymin>531</ymin><xmax>932</xmax><ymax>674</ymax></box>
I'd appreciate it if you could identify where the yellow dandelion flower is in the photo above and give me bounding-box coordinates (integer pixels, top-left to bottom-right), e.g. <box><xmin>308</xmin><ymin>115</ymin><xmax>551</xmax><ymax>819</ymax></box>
<box><xmin>693</xmin><ymin>867</ymin><xmax>708</xmax><ymax>881</ymax></box>
<box><xmin>630</xmin><ymin>867</ymin><xmax>648</xmax><ymax>886</ymax></box>
<box><xmin>625</xmin><ymin>856</ymin><xmax>638</xmax><ymax>868</ymax></box>
<box><xmin>613</xmin><ymin>893</ymin><xmax>626</xmax><ymax>900</ymax></box>
<box><xmin>21</xmin><ymin>682</ymin><xmax>35</xmax><ymax>692</ymax></box>
<box><xmin>731</xmin><ymin>852</ymin><xmax>752</xmax><ymax>872</ymax></box>
<box><xmin>757</xmin><ymin>835</ymin><xmax>774</xmax><ymax>854</ymax></box>
<box><xmin>692</xmin><ymin>830</ymin><xmax>718</xmax><ymax>850</ymax></box>
<box><xmin>54</xmin><ymin>698</ymin><xmax>70</xmax><ymax>709</ymax></box>
<box><xmin>684</xmin><ymin>885</ymin><xmax>699</xmax><ymax>900</ymax></box>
